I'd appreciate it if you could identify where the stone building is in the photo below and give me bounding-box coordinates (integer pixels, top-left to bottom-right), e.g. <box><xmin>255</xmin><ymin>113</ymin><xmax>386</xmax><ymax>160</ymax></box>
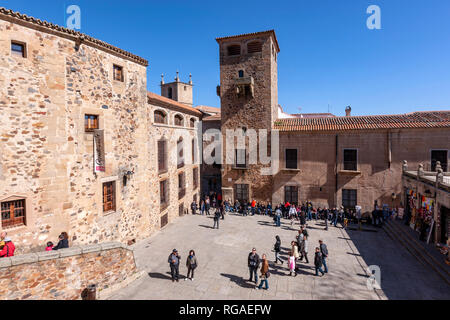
<box><xmin>0</xmin><ymin>8</ymin><xmax>200</xmax><ymax>253</ymax></box>
<box><xmin>215</xmin><ymin>30</ymin><xmax>450</xmax><ymax>215</ymax></box>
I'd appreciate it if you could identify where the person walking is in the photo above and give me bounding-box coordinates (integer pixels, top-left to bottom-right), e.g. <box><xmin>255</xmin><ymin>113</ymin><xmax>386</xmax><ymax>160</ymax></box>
<box><xmin>248</xmin><ymin>248</ymin><xmax>260</xmax><ymax>284</ymax></box>
<box><xmin>300</xmin><ymin>235</ymin><xmax>309</xmax><ymax>263</ymax></box>
<box><xmin>200</xmin><ymin>200</ymin><xmax>206</xmax><ymax>215</ymax></box>
<box><xmin>291</xmin><ymin>241</ymin><xmax>299</xmax><ymax>261</ymax></box>
<box><xmin>213</xmin><ymin>207</ymin><xmax>221</xmax><ymax>229</ymax></box>
<box><xmin>314</xmin><ymin>247</ymin><xmax>325</xmax><ymax>276</ymax></box>
<box><xmin>168</xmin><ymin>249</ymin><xmax>181</xmax><ymax>282</ymax></box>
<box><xmin>288</xmin><ymin>251</ymin><xmax>297</xmax><ymax>276</ymax></box>
<box><xmin>191</xmin><ymin>200</ymin><xmax>197</xmax><ymax>215</ymax></box>
<box><xmin>205</xmin><ymin>197</ymin><xmax>211</xmax><ymax>215</ymax></box>
<box><xmin>274</xmin><ymin>235</ymin><xmax>283</xmax><ymax>264</ymax></box>
<box><xmin>275</xmin><ymin>206</ymin><xmax>282</xmax><ymax>227</ymax></box>
<box><xmin>255</xmin><ymin>254</ymin><xmax>270</xmax><ymax>290</ymax></box>
<box><xmin>289</xmin><ymin>205</ymin><xmax>297</xmax><ymax>226</ymax></box>
<box><xmin>185</xmin><ymin>250</ymin><xmax>198</xmax><ymax>281</ymax></box>
<box><xmin>319</xmin><ymin>240</ymin><xmax>329</xmax><ymax>273</ymax></box>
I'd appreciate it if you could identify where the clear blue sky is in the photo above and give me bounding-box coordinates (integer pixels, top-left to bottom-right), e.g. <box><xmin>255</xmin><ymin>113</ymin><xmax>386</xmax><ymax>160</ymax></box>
<box><xmin>2</xmin><ymin>0</ymin><xmax>449</xmax><ymax>116</ymax></box>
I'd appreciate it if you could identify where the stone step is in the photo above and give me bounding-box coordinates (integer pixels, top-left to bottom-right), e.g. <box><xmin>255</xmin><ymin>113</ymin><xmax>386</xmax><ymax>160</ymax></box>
<box><xmin>382</xmin><ymin>221</ymin><xmax>450</xmax><ymax>285</ymax></box>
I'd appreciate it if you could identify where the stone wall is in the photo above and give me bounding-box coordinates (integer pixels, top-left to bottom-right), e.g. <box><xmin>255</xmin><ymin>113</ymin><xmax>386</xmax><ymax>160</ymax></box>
<box><xmin>273</xmin><ymin>128</ymin><xmax>450</xmax><ymax>214</ymax></box>
<box><xmin>0</xmin><ymin>242</ymin><xmax>139</xmax><ymax>300</ymax></box>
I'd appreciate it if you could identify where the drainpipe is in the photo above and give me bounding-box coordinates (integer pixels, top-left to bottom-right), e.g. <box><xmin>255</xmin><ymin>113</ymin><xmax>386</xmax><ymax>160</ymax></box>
<box><xmin>335</xmin><ymin>134</ymin><xmax>339</xmax><ymax>207</ymax></box>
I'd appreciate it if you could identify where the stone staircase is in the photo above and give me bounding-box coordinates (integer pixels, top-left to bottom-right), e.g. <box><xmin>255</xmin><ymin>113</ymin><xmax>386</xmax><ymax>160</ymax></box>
<box><xmin>383</xmin><ymin>219</ymin><xmax>450</xmax><ymax>285</ymax></box>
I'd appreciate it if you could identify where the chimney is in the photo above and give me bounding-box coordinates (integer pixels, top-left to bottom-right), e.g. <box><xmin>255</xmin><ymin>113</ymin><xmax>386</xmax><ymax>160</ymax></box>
<box><xmin>345</xmin><ymin>106</ymin><xmax>352</xmax><ymax>117</ymax></box>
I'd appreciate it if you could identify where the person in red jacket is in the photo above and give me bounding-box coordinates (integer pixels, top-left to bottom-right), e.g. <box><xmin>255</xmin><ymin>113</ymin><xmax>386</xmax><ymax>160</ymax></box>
<box><xmin>0</xmin><ymin>237</ymin><xmax>15</xmax><ymax>257</ymax></box>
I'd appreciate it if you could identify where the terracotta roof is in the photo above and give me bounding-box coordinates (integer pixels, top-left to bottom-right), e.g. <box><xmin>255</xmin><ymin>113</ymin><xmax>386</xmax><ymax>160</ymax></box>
<box><xmin>0</xmin><ymin>7</ymin><xmax>148</xmax><ymax>66</ymax></box>
<box><xmin>147</xmin><ymin>92</ymin><xmax>202</xmax><ymax>117</ymax></box>
<box><xmin>202</xmin><ymin>114</ymin><xmax>221</xmax><ymax>121</ymax></box>
<box><xmin>216</xmin><ymin>30</ymin><xmax>280</xmax><ymax>53</ymax></box>
<box><xmin>292</xmin><ymin>113</ymin><xmax>336</xmax><ymax>119</ymax></box>
<box><xmin>274</xmin><ymin>111</ymin><xmax>450</xmax><ymax>132</ymax></box>
<box><xmin>196</xmin><ymin>105</ymin><xmax>221</xmax><ymax>114</ymax></box>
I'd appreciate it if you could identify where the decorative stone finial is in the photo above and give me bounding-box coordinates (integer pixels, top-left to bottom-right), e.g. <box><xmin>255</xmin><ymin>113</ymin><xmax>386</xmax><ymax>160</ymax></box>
<box><xmin>161</xmin><ymin>74</ymin><xmax>165</xmax><ymax>85</ymax></box>
<box><xmin>175</xmin><ymin>71</ymin><xmax>180</xmax><ymax>82</ymax></box>
<box><xmin>189</xmin><ymin>73</ymin><xmax>193</xmax><ymax>85</ymax></box>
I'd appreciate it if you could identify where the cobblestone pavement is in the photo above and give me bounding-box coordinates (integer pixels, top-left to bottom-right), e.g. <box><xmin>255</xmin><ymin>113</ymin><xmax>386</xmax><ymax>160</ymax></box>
<box><xmin>109</xmin><ymin>213</ymin><xmax>450</xmax><ymax>300</ymax></box>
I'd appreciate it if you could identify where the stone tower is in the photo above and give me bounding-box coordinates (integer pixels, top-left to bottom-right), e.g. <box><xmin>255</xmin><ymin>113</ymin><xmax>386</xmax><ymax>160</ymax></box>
<box><xmin>160</xmin><ymin>71</ymin><xmax>194</xmax><ymax>107</ymax></box>
<box><xmin>216</xmin><ymin>30</ymin><xmax>280</xmax><ymax>203</ymax></box>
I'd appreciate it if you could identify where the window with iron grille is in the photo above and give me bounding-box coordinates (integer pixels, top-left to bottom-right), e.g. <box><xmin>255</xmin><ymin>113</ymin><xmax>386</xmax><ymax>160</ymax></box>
<box><xmin>11</xmin><ymin>41</ymin><xmax>26</xmax><ymax>58</ymax></box>
<box><xmin>285</xmin><ymin>149</ymin><xmax>298</xmax><ymax>169</ymax></box>
<box><xmin>113</xmin><ymin>64</ymin><xmax>124</xmax><ymax>82</ymax></box>
<box><xmin>193</xmin><ymin>167</ymin><xmax>199</xmax><ymax>189</ymax></box>
<box><xmin>342</xmin><ymin>189</ymin><xmax>357</xmax><ymax>209</ymax></box>
<box><xmin>177</xmin><ymin>138</ymin><xmax>184</xmax><ymax>168</ymax></box>
<box><xmin>284</xmin><ymin>186</ymin><xmax>298</xmax><ymax>205</ymax></box>
<box><xmin>235</xmin><ymin>149</ymin><xmax>246</xmax><ymax>168</ymax></box>
<box><xmin>160</xmin><ymin>179</ymin><xmax>168</xmax><ymax>210</ymax></box>
<box><xmin>247</xmin><ymin>41</ymin><xmax>262</xmax><ymax>53</ymax></box>
<box><xmin>1</xmin><ymin>199</ymin><xmax>26</xmax><ymax>229</ymax></box>
<box><xmin>178</xmin><ymin>172</ymin><xmax>186</xmax><ymax>199</ymax></box>
<box><xmin>174</xmin><ymin>115</ymin><xmax>184</xmax><ymax>126</ymax></box>
<box><xmin>227</xmin><ymin>44</ymin><xmax>241</xmax><ymax>56</ymax></box>
<box><xmin>431</xmin><ymin>150</ymin><xmax>448</xmax><ymax>171</ymax></box>
<box><xmin>158</xmin><ymin>140</ymin><xmax>167</xmax><ymax>173</ymax></box>
<box><xmin>154</xmin><ymin>110</ymin><xmax>167</xmax><ymax>124</ymax></box>
<box><xmin>343</xmin><ymin>149</ymin><xmax>358</xmax><ymax>171</ymax></box>
<box><xmin>235</xmin><ymin>184</ymin><xmax>249</xmax><ymax>204</ymax></box>
<box><xmin>85</xmin><ymin>114</ymin><xmax>99</xmax><ymax>132</ymax></box>
<box><xmin>103</xmin><ymin>181</ymin><xmax>116</xmax><ymax>213</ymax></box>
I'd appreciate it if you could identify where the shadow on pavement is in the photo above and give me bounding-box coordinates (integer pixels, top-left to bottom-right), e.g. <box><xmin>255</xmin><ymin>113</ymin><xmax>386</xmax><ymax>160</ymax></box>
<box><xmin>148</xmin><ymin>272</ymin><xmax>172</xmax><ymax>280</ymax></box>
<box><xmin>220</xmin><ymin>273</ymin><xmax>256</xmax><ymax>289</ymax></box>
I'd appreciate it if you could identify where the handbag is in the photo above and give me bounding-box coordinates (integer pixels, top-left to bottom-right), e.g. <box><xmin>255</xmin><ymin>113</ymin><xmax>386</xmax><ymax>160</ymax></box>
<box><xmin>265</xmin><ymin>271</ymin><xmax>270</xmax><ymax>278</ymax></box>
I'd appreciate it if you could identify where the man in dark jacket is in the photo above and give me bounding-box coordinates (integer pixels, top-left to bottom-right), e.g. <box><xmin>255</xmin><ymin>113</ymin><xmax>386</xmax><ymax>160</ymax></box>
<box><xmin>319</xmin><ymin>240</ymin><xmax>329</xmax><ymax>273</ymax></box>
<box><xmin>248</xmin><ymin>248</ymin><xmax>260</xmax><ymax>284</ymax></box>
<box><xmin>213</xmin><ymin>208</ymin><xmax>221</xmax><ymax>229</ymax></box>
<box><xmin>52</xmin><ymin>233</ymin><xmax>69</xmax><ymax>250</ymax></box>
<box><xmin>168</xmin><ymin>249</ymin><xmax>180</xmax><ymax>282</ymax></box>
<box><xmin>314</xmin><ymin>247</ymin><xmax>325</xmax><ymax>276</ymax></box>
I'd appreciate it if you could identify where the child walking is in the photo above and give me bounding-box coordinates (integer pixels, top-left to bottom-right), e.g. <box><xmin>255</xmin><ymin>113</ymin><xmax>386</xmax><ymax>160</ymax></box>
<box><xmin>289</xmin><ymin>251</ymin><xmax>297</xmax><ymax>276</ymax></box>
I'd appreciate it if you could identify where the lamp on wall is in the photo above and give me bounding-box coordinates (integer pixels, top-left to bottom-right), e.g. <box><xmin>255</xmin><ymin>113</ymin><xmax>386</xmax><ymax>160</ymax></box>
<box><xmin>123</xmin><ymin>169</ymin><xmax>135</xmax><ymax>187</ymax></box>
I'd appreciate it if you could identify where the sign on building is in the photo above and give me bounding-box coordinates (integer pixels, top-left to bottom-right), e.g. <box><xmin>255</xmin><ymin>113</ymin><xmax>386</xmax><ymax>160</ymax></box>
<box><xmin>93</xmin><ymin>129</ymin><xmax>105</xmax><ymax>173</ymax></box>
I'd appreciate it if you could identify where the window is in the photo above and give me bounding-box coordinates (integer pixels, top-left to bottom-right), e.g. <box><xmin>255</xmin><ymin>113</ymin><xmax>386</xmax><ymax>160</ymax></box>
<box><xmin>190</xmin><ymin>118</ymin><xmax>195</xmax><ymax>128</ymax></box>
<box><xmin>1</xmin><ymin>199</ymin><xmax>26</xmax><ymax>228</ymax></box>
<box><xmin>103</xmin><ymin>181</ymin><xmax>116</xmax><ymax>213</ymax></box>
<box><xmin>161</xmin><ymin>213</ymin><xmax>168</xmax><ymax>228</ymax></box>
<box><xmin>285</xmin><ymin>149</ymin><xmax>298</xmax><ymax>169</ymax></box>
<box><xmin>193</xmin><ymin>167</ymin><xmax>199</xmax><ymax>189</ymax></box>
<box><xmin>174</xmin><ymin>114</ymin><xmax>184</xmax><ymax>127</ymax></box>
<box><xmin>235</xmin><ymin>149</ymin><xmax>246</xmax><ymax>168</ymax></box>
<box><xmin>247</xmin><ymin>41</ymin><xmax>262</xmax><ymax>53</ymax></box>
<box><xmin>113</xmin><ymin>64</ymin><xmax>124</xmax><ymax>82</ymax></box>
<box><xmin>343</xmin><ymin>149</ymin><xmax>358</xmax><ymax>171</ymax></box>
<box><xmin>235</xmin><ymin>184</ymin><xmax>249</xmax><ymax>204</ymax></box>
<box><xmin>179</xmin><ymin>203</ymin><xmax>185</xmax><ymax>217</ymax></box>
<box><xmin>227</xmin><ymin>44</ymin><xmax>241</xmax><ymax>56</ymax></box>
<box><xmin>11</xmin><ymin>41</ymin><xmax>26</xmax><ymax>58</ymax></box>
<box><xmin>192</xmin><ymin>138</ymin><xmax>196</xmax><ymax>163</ymax></box>
<box><xmin>177</xmin><ymin>138</ymin><xmax>184</xmax><ymax>168</ymax></box>
<box><xmin>342</xmin><ymin>189</ymin><xmax>357</xmax><ymax>210</ymax></box>
<box><xmin>85</xmin><ymin>114</ymin><xmax>99</xmax><ymax>132</ymax></box>
<box><xmin>154</xmin><ymin>110</ymin><xmax>167</xmax><ymax>124</ymax></box>
<box><xmin>431</xmin><ymin>150</ymin><xmax>448</xmax><ymax>171</ymax></box>
<box><xmin>168</xmin><ymin>87</ymin><xmax>173</xmax><ymax>99</ymax></box>
<box><xmin>284</xmin><ymin>186</ymin><xmax>298</xmax><ymax>206</ymax></box>
<box><xmin>160</xmin><ymin>180</ymin><xmax>169</xmax><ymax>210</ymax></box>
<box><xmin>238</xmin><ymin>70</ymin><xmax>244</xmax><ymax>78</ymax></box>
<box><xmin>178</xmin><ymin>172</ymin><xmax>186</xmax><ymax>199</ymax></box>
<box><xmin>158</xmin><ymin>140</ymin><xmax>167</xmax><ymax>173</ymax></box>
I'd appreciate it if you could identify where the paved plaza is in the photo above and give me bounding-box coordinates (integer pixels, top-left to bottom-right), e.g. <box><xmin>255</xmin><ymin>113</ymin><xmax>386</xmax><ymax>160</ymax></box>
<box><xmin>109</xmin><ymin>213</ymin><xmax>450</xmax><ymax>300</ymax></box>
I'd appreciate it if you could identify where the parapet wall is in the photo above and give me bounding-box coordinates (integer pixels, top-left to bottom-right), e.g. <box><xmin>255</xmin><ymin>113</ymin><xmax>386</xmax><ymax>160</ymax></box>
<box><xmin>0</xmin><ymin>242</ymin><xmax>139</xmax><ymax>300</ymax></box>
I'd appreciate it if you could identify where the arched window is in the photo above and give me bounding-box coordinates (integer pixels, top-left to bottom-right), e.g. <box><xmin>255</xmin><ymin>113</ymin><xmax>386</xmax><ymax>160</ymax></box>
<box><xmin>190</xmin><ymin>118</ymin><xmax>196</xmax><ymax>128</ymax></box>
<box><xmin>247</xmin><ymin>41</ymin><xmax>262</xmax><ymax>54</ymax></box>
<box><xmin>154</xmin><ymin>110</ymin><xmax>167</xmax><ymax>124</ymax></box>
<box><xmin>174</xmin><ymin>114</ymin><xmax>184</xmax><ymax>126</ymax></box>
<box><xmin>177</xmin><ymin>137</ymin><xmax>184</xmax><ymax>168</ymax></box>
<box><xmin>227</xmin><ymin>44</ymin><xmax>241</xmax><ymax>56</ymax></box>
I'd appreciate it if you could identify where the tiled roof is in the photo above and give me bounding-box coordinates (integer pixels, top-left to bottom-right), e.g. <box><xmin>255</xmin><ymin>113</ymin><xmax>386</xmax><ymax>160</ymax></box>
<box><xmin>0</xmin><ymin>7</ymin><xmax>148</xmax><ymax>66</ymax></box>
<box><xmin>216</xmin><ymin>30</ymin><xmax>280</xmax><ymax>53</ymax></box>
<box><xmin>147</xmin><ymin>92</ymin><xmax>202</xmax><ymax>117</ymax></box>
<box><xmin>292</xmin><ymin>113</ymin><xmax>336</xmax><ymax>119</ymax></box>
<box><xmin>202</xmin><ymin>114</ymin><xmax>221</xmax><ymax>121</ymax></box>
<box><xmin>274</xmin><ymin>111</ymin><xmax>450</xmax><ymax>132</ymax></box>
<box><xmin>196</xmin><ymin>105</ymin><xmax>221</xmax><ymax>114</ymax></box>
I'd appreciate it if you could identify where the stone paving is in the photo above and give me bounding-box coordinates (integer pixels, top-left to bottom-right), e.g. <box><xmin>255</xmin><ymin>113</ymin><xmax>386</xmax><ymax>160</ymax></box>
<box><xmin>109</xmin><ymin>213</ymin><xmax>450</xmax><ymax>300</ymax></box>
